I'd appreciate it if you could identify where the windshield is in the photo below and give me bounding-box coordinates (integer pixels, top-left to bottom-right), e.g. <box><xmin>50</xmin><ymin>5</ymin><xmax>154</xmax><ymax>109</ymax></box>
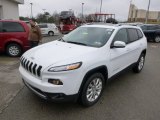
<box><xmin>61</xmin><ymin>27</ymin><xmax>114</xmax><ymax>48</ymax></box>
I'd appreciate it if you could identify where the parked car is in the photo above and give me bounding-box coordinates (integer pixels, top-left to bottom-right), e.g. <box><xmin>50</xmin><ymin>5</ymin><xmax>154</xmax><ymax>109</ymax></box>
<box><xmin>139</xmin><ymin>24</ymin><xmax>160</xmax><ymax>43</ymax></box>
<box><xmin>38</xmin><ymin>23</ymin><xmax>59</xmax><ymax>36</ymax></box>
<box><xmin>19</xmin><ymin>24</ymin><xmax>147</xmax><ymax>107</ymax></box>
<box><xmin>0</xmin><ymin>20</ymin><xmax>30</xmax><ymax>57</ymax></box>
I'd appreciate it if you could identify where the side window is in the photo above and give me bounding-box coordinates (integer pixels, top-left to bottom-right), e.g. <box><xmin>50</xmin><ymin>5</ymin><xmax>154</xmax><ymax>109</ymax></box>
<box><xmin>0</xmin><ymin>22</ymin><xmax>2</xmax><ymax>32</ymax></box>
<box><xmin>2</xmin><ymin>22</ymin><xmax>25</xmax><ymax>32</ymax></box>
<box><xmin>140</xmin><ymin>25</ymin><xmax>147</xmax><ymax>31</ymax></box>
<box><xmin>39</xmin><ymin>24</ymin><xmax>47</xmax><ymax>28</ymax></box>
<box><xmin>157</xmin><ymin>25</ymin><xmax>160</xmax><ymax>30</ymax></box>
<box><xmin>128</xmin><ymin>28</ymin><xmax>139</xmax><ymax>42</ymax></box>
<box><xmin>147</xmin><ymin>25</ymin><xmax>156</xmax><ymax>30</ymax></box>
<box><xmin>137</xmin><ymin>29</ymin><xmax>143</xmax><ymax>39</ymax></box>
<box><xmin>113</xmin><ymin>29</ymin><xmax>128</xmax><ymax>43</ymax></box>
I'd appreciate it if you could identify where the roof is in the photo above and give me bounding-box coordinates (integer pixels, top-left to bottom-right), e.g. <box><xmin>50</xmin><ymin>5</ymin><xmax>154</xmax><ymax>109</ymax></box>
<box><xmin>0</xmin><ymin>19</ymin><xmax>26</xmax><ymax>24</ymax></box>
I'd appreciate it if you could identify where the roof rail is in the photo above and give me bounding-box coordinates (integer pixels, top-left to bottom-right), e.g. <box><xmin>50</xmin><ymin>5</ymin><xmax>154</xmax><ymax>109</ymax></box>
<box><xmin>84</xmin><ymin>22</ymin><xmax>115</xmax><ymax>26</ymax></box>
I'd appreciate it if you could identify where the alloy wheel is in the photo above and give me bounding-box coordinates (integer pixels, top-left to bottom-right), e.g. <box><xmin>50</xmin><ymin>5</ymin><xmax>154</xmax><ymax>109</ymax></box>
<box><xmin>86</xmin><ymin>78</ymin><xmax>103</xmax><ymax>102</ymax></box>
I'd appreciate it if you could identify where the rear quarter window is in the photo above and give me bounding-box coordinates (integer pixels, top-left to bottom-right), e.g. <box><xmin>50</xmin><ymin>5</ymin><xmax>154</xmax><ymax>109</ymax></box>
<box><xmin>128</xmin><ymin>28</ymin><xmax>139</xmax><ymax>43</ymax></box>
<box><xmin>137</xmin><ymin>29</ymin><xmax>143</xmax><ymax>39</ymax></box>
<box><xmin>2</xmin><ymin>22</ymin><xmax>25</xmax><ymax>32</ymax></box>
<box><xmin>140</xmin><ymin>25</ymin><xmax>147</xmax><ymax>31</ymax></box>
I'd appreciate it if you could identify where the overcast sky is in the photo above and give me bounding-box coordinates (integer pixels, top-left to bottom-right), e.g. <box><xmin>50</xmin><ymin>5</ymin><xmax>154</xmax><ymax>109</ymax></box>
<box><xmin>19</xmin><ymin>0</ymin><xmax>160</xmax><ymax>21</ymax></box>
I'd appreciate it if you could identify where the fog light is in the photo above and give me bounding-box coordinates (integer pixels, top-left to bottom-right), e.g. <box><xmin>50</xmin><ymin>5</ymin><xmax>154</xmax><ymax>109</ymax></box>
<box><xmin>48</xmin><ymin>79</ymin><xmax>63</xmax><ymax>85</ymax></box>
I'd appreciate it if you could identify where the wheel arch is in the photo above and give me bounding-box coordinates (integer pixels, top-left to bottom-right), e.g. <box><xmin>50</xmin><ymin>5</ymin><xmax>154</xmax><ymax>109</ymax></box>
<box><xmin>141</xmin><ymin>49</ymin><xmax>147</xmax><ymax>56</ymax></box>
<box><xmin>5</xmin><ymin>41</ymin><xmax>22</xmax><ymax>51</ymax></box>
<box><xmin>78</xmin><ymin>65</ymin><xmax>108</xmax><ymax>96</ymax></box>
<box><xmin>48</xmin><ymin>31</ymin><xmax>54</xmax><ymax>34</ymax></box>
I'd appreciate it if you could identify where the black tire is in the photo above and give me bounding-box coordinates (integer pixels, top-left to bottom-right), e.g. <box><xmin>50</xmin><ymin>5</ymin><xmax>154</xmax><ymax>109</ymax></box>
<box><xmin>154</xmin><ymin>36</ymin><xmax>160</xmax><ymax>43</ymax></box>
<box><xmin>80</xmin><ymin>73</ymin><xmax>105</xmax><ymax>107</ymax></box>
<box><xmin>132</xmin><ymin>53</ymin><xmax>145</xmax><ymax>73</ymax></box>
<box><xmin>48</xmin><ymin>31</ymin><xmax>54</xmax><ymax>36</ymax></box>
<box><xmin>6</xmin><ymin>43</ymin><xmax>22</xmax><ymax>57</ymax></box>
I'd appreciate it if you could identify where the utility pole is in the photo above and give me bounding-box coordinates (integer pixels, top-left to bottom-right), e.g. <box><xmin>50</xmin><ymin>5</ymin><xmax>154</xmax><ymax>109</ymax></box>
<box><xmin>99</xmin><ymin>0</ymin><xmax>103</xmax><ymax>22</ymax></box>
<box><xmin>82</xmin><ymin>3</ymin><xmax>84</xmax><ymax>22</ymax></box>
<box><xmin>145</xmin><ymin>0</ymin><xmax>151</xmax><ymax>24</ymax></box>
<box><xmin>100</xmin><ymin>0</ymin><xmax>103</xmax><ymax>14</ymax></box>
<box><xmin>30</xmin><ymin>3</ymin><xmax>33</xmax><ymax>19</ymax></box>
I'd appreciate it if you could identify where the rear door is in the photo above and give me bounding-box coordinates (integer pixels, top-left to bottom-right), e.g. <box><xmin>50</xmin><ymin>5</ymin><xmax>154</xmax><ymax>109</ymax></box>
<box><xmin>146</xmin><ymin>25</ymin><xmax>156</xmax><ymax>40</ymax></box>
<box><xmin>126</xmin><ymin>28</ymin><xmax>143</xmax><ymax>64</ymax></box>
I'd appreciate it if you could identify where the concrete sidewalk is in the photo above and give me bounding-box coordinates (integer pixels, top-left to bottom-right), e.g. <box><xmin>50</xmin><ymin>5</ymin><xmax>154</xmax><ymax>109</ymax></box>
<box><xmin>0</xmin><ymin>57</ymin><xmax>23</xmax><ymax>113</ymax></box>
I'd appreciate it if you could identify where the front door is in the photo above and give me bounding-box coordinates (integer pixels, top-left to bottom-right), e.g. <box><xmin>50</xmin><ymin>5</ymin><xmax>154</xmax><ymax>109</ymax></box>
<box><xmin>109</xmin><ymin>28</ymin><xmax>130</xmax><ymax>76</ymax></box>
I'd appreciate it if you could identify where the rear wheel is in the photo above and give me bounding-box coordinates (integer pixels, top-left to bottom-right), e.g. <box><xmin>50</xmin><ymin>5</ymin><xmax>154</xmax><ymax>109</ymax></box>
<box><xmin>48</xmin><ymin>31</ymin><xmax>54</xmax><ymax>36</ymax></box>
<box><xmin>80</xmin><ymin>73</ymin><xmax>105</xmax><ymax>107</ymax></box>
<box><xmin>133</xmin><ymin>53</ymin><xmax>145</xmax><ymax>73</ymax></box>
<box><xmin>6</xmin><ymin>43</ymin><xmax>22</xmax><ymax>57</ymax></box>
<box><xmin>155</xmin><ymin>36</ymin><xmax>160</xmax><ymax>43</ymax></box>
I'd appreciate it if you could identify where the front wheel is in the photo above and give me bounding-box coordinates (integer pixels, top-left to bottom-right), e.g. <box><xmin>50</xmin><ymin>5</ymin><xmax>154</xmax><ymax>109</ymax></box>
<box><xmin>154</xmin><ymin>36</ymin><xmax>160</xmax><ymax>43</ymax></box>
<box><xmin>80</xmin><ymin>73</ymin><xmax>105</xmax><ymax>107</ymax></box>
<box><xmin>133</xmin><ymin>53</ymin><xmax>145</xmax><ymax>73</ymax></box>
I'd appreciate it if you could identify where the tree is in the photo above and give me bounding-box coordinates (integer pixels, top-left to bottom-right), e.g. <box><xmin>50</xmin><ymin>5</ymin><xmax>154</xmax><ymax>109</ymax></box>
<box><xmin>19</xmin><ymin>16</ymin><xmax>30</xmax><ymax>21</ymax></box>
<box><xmin>36</xmin><ymin>11</ymin><xmax>60</xmax><ymax>24</ymax></box>
<box><xmin>106</xmin><ymin>18</ymin><xmax>118</xmax><ymax>24</ymax></box>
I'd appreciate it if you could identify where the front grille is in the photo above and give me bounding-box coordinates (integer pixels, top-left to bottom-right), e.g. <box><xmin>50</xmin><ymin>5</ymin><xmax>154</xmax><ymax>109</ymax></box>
<box><xmin>20</xmin><ymin>56</ymin><xmax>43</xmax><ymax>78</ymax></box>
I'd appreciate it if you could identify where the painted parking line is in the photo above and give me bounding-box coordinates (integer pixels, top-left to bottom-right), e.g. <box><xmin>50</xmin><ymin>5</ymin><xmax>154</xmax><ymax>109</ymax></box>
<box><xmin>150</xmin><ymin>45</ymin><xmax>159</xmax><ymax>48</ymax></box>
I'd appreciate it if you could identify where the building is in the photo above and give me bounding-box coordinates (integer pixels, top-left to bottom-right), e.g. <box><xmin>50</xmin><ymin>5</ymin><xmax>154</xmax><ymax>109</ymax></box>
<box><xmin>0</xmin><ymin>0</ymin><xmax>24</xmax><ymax>20</ymax></box>
<box><xmin>128</xmin><ymin>4</ymin><xmax>160</xmax><ymax>23</ymax></box>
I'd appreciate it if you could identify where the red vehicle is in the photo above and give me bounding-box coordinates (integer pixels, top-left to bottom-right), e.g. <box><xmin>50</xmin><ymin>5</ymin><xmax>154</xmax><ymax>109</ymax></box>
<box><xmin>59</xmin><ymin>11</ymin><xmax>77</xmax><ymax>33</ymax></box>
<box><xmin>0</xmin><ymin>20</ymin><xmax>30</xmax><ymax>57</ymax></box>
<box><xmin>87</xmin><ymin>13</ymin><xmax>115</xmax><ymax>23</ymax></box>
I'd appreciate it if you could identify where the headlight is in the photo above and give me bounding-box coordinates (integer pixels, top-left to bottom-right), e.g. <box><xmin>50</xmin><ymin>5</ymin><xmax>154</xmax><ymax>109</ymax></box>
<box><xmin>48</xmin><ymin>62</ymin><xmax>82</xmax><ymax>72</ymax></box>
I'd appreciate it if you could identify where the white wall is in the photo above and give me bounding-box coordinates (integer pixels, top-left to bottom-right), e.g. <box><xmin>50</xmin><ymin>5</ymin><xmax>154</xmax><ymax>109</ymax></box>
<box><xmin>137</xmin><ymin>9</ymin><xmax>146</xmax><ymax>19</ymax></box>
<box><xmin>0</xmin><ymin>5</ymin><xmax>2</xmax><ymax>19</ymax></box>
<box><xmin>148</xmin><ymin>11</ymin><xmax>159</xmax><ymax>20</ymax></box>
<box><xmin>0</xmin><ymin>0</ymin><xmax>20</xmax><ymax>20</ymax></box>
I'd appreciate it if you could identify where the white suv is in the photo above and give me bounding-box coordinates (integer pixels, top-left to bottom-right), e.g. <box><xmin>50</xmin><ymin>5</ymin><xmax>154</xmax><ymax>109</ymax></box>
<box><xmin>19</xmin><ymin>24</ymin><xmax>147</xmax><ymax>107</ymax></box>
<box><xmin>38</xmin><ymin>23</ymin><xmax>59</xmax><ymax>36</ymax></box>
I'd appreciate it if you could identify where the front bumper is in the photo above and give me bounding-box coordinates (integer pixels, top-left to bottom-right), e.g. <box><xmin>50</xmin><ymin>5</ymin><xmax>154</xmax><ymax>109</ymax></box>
<box><xmin>23</xmin><ymin>79</ymin><xmax>78</xmax><ymax>102</ymax></box>
<box><xmin>19</xmin><ymin>64</ymin><xmax>84</xmax><ymax>102</ymax></box>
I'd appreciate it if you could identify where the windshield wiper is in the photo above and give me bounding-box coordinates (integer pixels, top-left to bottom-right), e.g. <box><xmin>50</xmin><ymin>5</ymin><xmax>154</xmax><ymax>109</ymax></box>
<box><xmin>59</xmin><ymin>38</ymin><xmax>65</xmax><ymax>42</ymax></box>
<box><xmin>66</xmin><ymin>41</ymin><xmax>88</xmax><ymax>46</ymax></box>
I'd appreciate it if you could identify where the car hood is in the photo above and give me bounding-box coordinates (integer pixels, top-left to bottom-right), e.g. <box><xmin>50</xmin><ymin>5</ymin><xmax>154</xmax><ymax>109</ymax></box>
<box><xmin>23</xmin><ymin>41</ymin><xmax>97</xmax><ymax>68</ymax></box>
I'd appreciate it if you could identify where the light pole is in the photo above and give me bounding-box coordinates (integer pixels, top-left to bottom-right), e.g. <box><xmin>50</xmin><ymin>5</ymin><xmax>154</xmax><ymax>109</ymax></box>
<box><xmin>145</xmin><ymin>0</ymin><xmax>151</xmax><ymax>24</ymax></box>
<box><xmin>100</xmin><ymin>0</ymin><xmax>103</xmax><ymax>14</ymax></box>
<box><xmin>30</xmin><ymin>3</ymin><xmax>33</xmax><ymax>19</ymax></box>
<box><xmin>82</xmin><ymin>3</ymin><xmax>84</xmax><ymax>22</ymax></box>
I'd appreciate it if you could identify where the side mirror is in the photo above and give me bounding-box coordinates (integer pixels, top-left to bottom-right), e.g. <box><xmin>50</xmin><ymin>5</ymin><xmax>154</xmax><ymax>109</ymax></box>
<box><xmin>111</xmin><ymin>41</ymin><xmax>126</xmax><ymax>48</ymax></box>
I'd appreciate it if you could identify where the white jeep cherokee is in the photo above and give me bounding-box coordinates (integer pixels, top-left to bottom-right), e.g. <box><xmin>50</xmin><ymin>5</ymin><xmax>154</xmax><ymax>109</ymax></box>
<box><xmin>19</xmin><ymin>24</ymin><xmax>147</xmax><ymax>107</ymax></box>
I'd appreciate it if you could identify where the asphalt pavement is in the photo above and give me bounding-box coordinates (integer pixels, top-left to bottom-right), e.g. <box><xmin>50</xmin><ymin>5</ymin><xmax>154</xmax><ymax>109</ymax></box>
<box><xmin>0</xmin><ymin>37</ymin><xmax>160</xmax><ymax>120</ymax></box>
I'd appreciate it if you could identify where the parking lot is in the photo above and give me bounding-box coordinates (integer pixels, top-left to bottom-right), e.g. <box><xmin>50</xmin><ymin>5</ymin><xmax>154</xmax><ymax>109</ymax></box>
<box><xmin>0</xmin><ymin>35</ymin><xmax>160</xmax><ymax>120</ymax></box>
